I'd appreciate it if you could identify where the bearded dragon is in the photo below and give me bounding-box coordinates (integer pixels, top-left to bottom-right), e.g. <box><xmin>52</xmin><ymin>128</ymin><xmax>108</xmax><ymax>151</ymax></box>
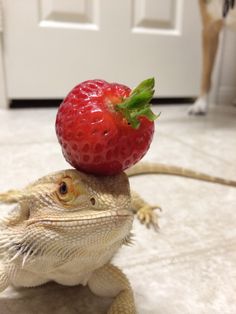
<box><xmin>0</xmin><ymin>162</ymin><xmax>235</xmax><ymax>313</ymax></box>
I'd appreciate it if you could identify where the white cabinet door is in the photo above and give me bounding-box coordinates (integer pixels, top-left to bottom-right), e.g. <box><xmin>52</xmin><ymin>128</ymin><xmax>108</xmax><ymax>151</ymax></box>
<box><xmin>3</xmin><ymin>0</ymin><xmax>201</xmax><ymax>99</ymax></box>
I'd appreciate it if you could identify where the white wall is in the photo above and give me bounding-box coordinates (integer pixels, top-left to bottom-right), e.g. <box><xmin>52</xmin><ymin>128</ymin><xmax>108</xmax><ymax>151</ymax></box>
<box><xmin>0</xmin><ymin>1</ymin><xmax>7</xmax><ymax>108</ymax></box>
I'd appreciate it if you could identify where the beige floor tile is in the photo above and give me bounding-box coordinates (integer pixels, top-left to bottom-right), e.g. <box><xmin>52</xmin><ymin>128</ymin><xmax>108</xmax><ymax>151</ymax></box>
<box><xmin>0</xmin><ymin>104</ymin><xmax>236</xmax><ymax>314</ymax></box>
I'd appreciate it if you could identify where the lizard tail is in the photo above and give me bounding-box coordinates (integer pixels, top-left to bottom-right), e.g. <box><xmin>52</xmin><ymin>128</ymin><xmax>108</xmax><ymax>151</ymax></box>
<box><xmin>126</xmin><ymin>162</ymin><xmax>236</xmax><ymax>187</ymax></box>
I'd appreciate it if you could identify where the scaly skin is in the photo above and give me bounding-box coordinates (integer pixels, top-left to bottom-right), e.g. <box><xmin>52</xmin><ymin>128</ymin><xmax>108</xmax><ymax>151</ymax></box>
<box><xmin>0</xmin><ymin>162</ymin><xmax>235</xmax><ymax>313</ymax></box>
<box><xmin>0</xmin><ymin>169</ymin><xmax>136</xmax><ymax>313</ymax></box>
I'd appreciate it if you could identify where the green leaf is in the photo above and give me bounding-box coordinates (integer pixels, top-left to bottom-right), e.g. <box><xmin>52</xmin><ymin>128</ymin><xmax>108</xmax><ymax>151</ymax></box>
<box><xmin>116</xmin><ymin>77</ymin><xmax>160</xmax><ymax>128</ymax></box>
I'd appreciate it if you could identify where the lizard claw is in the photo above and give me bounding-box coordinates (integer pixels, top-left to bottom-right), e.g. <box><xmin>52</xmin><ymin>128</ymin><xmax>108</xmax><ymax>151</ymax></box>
<box><xmin>137</xmin><ymin>205</ymin><xmax>160</xmax><ymax>232</ymax></box>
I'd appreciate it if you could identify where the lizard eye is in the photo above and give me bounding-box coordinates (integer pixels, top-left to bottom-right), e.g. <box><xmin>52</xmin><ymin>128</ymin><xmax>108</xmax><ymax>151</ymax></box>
<box><xmin>56</xmin><ymin>175</ymin><xmax>82</xmax><ymax>206</ymax></box>
<box><xmin>59</xmin><ymin>181</ymin><xmax>68</xmax><ymax>195</ymax></box>
<box><xmin>57</xmin><ymin>177</ymin><xmax>74</xmax><ymax>202</ymax></box>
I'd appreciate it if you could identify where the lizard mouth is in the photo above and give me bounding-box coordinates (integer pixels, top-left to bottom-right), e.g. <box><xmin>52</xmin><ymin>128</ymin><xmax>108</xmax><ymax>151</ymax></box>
<box><xmin>26</xmin><ymin>209</ymin><xmax>133</xmax><ymax>228</ymax></box>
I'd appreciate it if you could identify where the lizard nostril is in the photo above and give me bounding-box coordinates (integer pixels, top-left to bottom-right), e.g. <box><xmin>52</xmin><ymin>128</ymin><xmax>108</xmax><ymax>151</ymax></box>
<box><xmin>90</xmin><ymin>197</ymin><xmax>96</xmax><ymax>206</ymax></box>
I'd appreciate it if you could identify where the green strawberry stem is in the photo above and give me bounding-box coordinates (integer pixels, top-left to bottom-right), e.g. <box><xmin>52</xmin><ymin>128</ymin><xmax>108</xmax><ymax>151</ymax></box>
<box><xmin>116</xmin><ymin>78</ymin><xmax>160</xmax><ymax>129</ymax></box>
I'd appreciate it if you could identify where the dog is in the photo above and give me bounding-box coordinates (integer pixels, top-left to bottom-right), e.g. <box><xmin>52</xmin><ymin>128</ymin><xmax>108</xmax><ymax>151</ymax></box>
<box><xmin>188</xmin><ymin>0</ymin><xmax>236</xmax><ymax>115</ymax></box>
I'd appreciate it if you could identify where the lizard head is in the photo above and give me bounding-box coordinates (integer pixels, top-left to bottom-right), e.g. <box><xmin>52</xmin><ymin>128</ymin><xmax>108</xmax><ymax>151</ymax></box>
<box><xmin>3</xmin><ymin>169</ymin><xmax>133</xmax><ymax>264</ymax></box>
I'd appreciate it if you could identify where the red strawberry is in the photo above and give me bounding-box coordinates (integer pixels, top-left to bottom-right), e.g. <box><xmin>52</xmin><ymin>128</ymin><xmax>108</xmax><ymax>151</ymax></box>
<box><xmin>56</xmin><ymin>78</ymin><xmax>158</xmax><ymax>175</ymax></box>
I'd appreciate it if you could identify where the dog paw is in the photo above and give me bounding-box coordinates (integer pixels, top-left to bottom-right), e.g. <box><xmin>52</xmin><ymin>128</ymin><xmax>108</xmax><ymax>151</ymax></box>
<box><xmin>188</xmin><ymin>96</ymin><xmax>208</xmax><ymax>115</ymax></box>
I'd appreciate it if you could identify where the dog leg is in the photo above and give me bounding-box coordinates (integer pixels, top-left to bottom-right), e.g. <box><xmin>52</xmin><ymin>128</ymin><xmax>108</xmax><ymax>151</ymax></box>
<box><xmin>189</xmin><ymin>0</ymin><xmax>223</xmax><ymax>115</ymax></box>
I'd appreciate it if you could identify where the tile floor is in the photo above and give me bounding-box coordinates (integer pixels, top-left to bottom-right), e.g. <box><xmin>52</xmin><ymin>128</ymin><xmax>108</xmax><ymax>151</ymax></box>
<box><xmin>0</xmin><ymin>104</ymin><xmax>236</xmax><ymax>314</ymax></box>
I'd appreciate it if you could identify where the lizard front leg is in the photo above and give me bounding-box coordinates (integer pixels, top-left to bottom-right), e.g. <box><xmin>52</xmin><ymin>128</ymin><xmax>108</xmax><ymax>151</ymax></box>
<box><xmin>131</xmin><ymin>190</ymin><xmax>160</xmax><ymax>231</ymax></box>
<box><xmin>0</xmin><ymin>189</ymin><xmax>23</xmax><ymax>203</ymax></box>
<box><xmin>88</xmin><ymin>263</ymin><xmax>136</xmax><ymax>314</ymax></box>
